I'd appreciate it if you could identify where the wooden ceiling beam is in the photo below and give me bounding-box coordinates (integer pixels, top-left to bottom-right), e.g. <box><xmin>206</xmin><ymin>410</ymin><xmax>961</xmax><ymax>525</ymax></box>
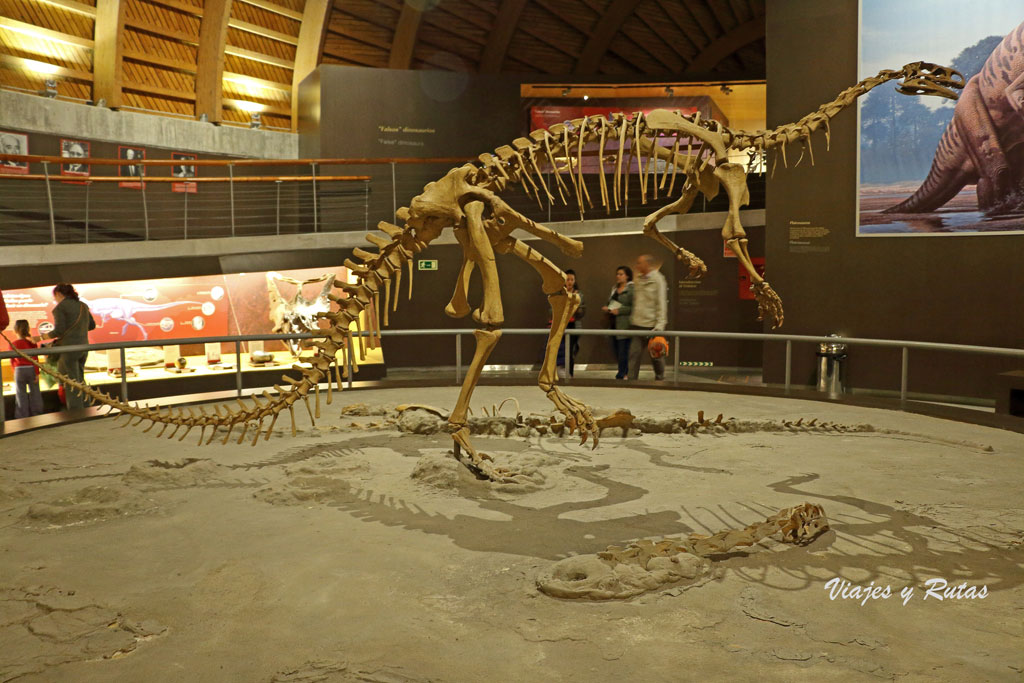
<box><xmin>225</xmin><ymin>71</ymin><xmax>289</xmax><ymax>91</ymax></box>
<box><xmin>0</xmin><ymin>17</ymin><xmax>94</xmax><ymax>48</ymax></box>
<box><xmin>223</xmin><ymin>97</ymin><xmax>288</xmax><ymax>116</ymax></box>
<box><xmin>290</xmin><ymin>0</ymin><xmax>330</xmax><ymax>131</ymax></box>
<box><xmin>387</xmin><ymin>2</ymin><xmax>421</xmax><ymax>69</ymax></box>
<box><xmin>123</xmin><ymin>49</ymin><xmax>195</xmax><ymax>73</ymax></box>
<box><xmin>125</xmin><ymin>81</ymin><xmax>196</xmax><ymax>101</ymax></box>
<box><xmin>140</xmin><ymin>0</ymin><xmax>203</xmax><ymax>18</ymax></box>
<box><xmin>478</xmin><ymin>0</ymin><xmax>526</xmax><ymax>73</ymax></box>
<box><xmin>683</xmin><ymin>16</ymin><xmax>763</xmax><ymax>75</ymax></box>
<box><xmin>237</xmin><ymin>0</ymin><xmax>302</xmax><ymax>22</ymax></box>
<box><xmin>0</xmin><ymin>53</ymin><xmax>92</xmax><ymax>81</ymax></box>
<box><xmin>195</xmin><ymin>0</ymin><xmax>232</xmax><ymax>122</ymax></box>
<box><xmin>575</xmin><ymin>0</ymin><xmax>643</xmax><ymax>74</ymax></box>
<box><xmin>633</xmin><ymin>4</ymin><xmax>696</xmax><ymax>64</ymax></box>
<box><xmin>125</xmin><ymin>19</ymin><xmax>197</xmax><ymax>44</ymax></box>
<box><xmin>93</xmin><ymin>0</ymin><xmax>127</xmax><ymax>107</ymax></box>
<box><xmin>35</xmin><ymin>0</ymin><xmax>97</xmax><ymax>18</ymax></box>
<box><xmin>225</xmin><ymin>44</ymin><xmax>293</xmax><ymax>69</ymax></box>
<box><xmin>228</xmin><ymin>18</ymin><xmax>298</xmax><ymax>46</ymax></box>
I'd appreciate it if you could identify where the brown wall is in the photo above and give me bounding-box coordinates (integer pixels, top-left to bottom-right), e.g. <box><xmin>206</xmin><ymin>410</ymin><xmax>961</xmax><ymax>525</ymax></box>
<box><xmin>765</xmin><ymin>1</ymin><xmax>1024</xmax><ymax>399</ymax></box>
<box><xmin>381</xmin><ymin>226</ymin><xmax>766</xmax><ymax>369</ymax></box>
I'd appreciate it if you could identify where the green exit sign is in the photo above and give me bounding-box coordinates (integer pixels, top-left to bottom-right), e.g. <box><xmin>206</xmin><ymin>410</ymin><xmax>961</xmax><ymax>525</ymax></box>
<box><xmin>417</xmin><ymin>259</ymin><xmax>438</xmax><ymax>271</ymax></box>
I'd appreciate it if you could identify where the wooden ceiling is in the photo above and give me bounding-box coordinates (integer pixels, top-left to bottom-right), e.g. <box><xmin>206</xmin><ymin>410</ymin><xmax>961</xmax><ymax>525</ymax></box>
<box><xmin>0</xmin><ymin>0</ymin><xmax>765</xmax><ymax>132</ymax></box>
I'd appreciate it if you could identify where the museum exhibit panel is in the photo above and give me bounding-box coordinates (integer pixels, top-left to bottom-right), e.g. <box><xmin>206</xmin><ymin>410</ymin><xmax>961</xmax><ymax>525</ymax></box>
<box><xmin>0</xmin><ymin>0</ymin><xmax>1021</xmax><ymax>680</ymax></box>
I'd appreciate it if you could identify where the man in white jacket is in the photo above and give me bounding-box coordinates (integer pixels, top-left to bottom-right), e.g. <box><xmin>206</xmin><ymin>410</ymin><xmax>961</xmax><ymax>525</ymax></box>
<box><xmin>628</xmin><ymin>254</ymin><xmax>668</xmax><ymax>380</ymax></box>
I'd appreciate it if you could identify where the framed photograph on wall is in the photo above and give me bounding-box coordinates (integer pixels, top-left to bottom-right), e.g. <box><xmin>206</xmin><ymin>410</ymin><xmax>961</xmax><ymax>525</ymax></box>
<box><xmin>0</xmin><ymin>131</ymin><xmax>29</xmax><ymax>175</ymax></box>
<box><xmin>60</xmin><ymin>139</ymin><xmax>90</xmax><ymax>182</ymax></box>
<box><xmin>118</xmin><ymin>145</ymin><xmax>145</xmax><ymax>188</ymax></box>
<box><xmin>172</xmin><ymin>152</ymin><xmax>197</xmax><ymax>194</ymax></box>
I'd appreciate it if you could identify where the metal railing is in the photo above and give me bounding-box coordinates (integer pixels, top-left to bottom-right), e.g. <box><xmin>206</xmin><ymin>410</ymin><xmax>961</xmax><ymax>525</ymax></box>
<box><xmin>0</xmin><ymin>153</ymin><xmax>767</xmax><ymax>246</ymax></box>
<box><xmin>3</xmin><ymin>328</ymin><xmax>1021</xmax><ymax>429</ymax></box>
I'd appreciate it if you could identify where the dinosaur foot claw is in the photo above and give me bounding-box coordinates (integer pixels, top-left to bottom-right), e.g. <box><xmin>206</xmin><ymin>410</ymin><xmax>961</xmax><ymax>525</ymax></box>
<box><xmin>677</xmin><ymin>249</ymin><xmax>707</xmax><ymax>279</ymax></box>
<box><xmin>547</xmin><ymin>388</ymin><xmax>599</xmax><ymax>450</ymax></box>
<box><xmin>752</xmin><ymin>281</ymin><xmax>784</xmax><ymax>329</ymax></box>
<box><xmin>451</xmin><ymin>426</ymin><xmax>521</xmax><ymax>483</ymax></box>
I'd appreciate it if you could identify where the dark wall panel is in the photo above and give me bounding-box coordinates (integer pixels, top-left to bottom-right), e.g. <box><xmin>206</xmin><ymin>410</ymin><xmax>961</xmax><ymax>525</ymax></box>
<box><xmin>766</xmin><ymin>0</ymin><xmax>1024</xmax><ymax>399</ymax></box>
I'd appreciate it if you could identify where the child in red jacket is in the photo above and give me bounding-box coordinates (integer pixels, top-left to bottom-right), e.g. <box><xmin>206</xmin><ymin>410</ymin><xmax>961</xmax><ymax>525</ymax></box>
<box><xmin>11</xmin><ymin>320</ymin><xmax>44</xmax><ymax>418</ymax></box>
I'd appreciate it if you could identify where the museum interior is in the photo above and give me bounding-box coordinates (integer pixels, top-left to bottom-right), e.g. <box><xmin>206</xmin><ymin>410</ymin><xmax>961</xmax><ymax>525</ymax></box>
<box><xmin>0</xmin><ymin>1</ymin><xmax>1021</xmax><ymax>681</ymax></box>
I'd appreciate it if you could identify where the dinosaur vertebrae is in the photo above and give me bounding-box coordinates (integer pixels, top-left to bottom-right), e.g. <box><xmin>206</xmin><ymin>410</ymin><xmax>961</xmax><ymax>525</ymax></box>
<box><xmin>4</xmin><ymin>221</ymin><xmax>426</xmax><ymax>445</ymax></box>
<box><xmin>600</xmin><ymin>502</ymin><xmax>829</xmax><ymax>561</ymax></box>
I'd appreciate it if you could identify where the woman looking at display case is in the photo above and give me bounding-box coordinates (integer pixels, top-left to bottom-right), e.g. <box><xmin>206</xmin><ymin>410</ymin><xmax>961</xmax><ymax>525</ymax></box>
<box><xmin>33</xmin><ymin>283</ymin><xmax>96</xmax><ymax>410</ymax></box>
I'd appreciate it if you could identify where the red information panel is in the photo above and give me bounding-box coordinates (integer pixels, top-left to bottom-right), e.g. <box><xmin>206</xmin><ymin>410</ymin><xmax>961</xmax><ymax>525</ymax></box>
<box><xmin>3</xmin><ymin>278</ymin><xmax>228</xmax><ymax>343</ymax></box>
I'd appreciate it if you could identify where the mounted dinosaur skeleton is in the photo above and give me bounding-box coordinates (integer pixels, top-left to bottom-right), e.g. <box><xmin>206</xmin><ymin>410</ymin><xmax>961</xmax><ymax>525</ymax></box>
<box><xmin>3</xmin><ymin>62</ymin><xmax>963</xmax><ymax>485</ymax></box>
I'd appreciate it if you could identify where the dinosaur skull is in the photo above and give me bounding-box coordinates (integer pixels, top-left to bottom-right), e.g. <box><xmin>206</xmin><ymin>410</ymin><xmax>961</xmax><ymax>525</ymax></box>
<box><xmin>896</xmin><ymin>62</ymin><xmax>965</xmax><ymax>100</ymax></box>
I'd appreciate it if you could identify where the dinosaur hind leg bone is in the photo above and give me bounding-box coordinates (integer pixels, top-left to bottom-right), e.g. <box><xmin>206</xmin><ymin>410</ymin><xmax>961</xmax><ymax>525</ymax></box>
<box><xmin>448</xmin><ymin>329</ymin><xmax>509</xmax><ymax>480</ymax></box>
<box><xmin>500</xmin><ymin>237</ymin><xmax>598</xmax><ymax>447</ymax></box>
<box><xmin>713</xmin><ymin>162</ymin><xmax>784</xmax><ymax>328</ymax></box>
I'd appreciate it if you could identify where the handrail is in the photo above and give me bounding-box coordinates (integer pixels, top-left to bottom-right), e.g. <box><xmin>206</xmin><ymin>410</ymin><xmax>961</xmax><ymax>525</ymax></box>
<box><xmin>0</xmin><ymin>175</ymin><xmax>371</xmax><ymax>183</ymax></box>
<box><xmin>2</xmin><ymin>329</ymin><xmax>1020</xmax><ymax>360</ymax></box>
<box><xmin>0</xmin><ymin>155</ymin><xmax>473</xmax><ymax>167</ymax></box>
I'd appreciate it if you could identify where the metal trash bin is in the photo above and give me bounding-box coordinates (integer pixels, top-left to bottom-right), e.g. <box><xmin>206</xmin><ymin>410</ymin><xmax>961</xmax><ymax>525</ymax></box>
<box><xmin>816</xmin><ymin>335</ymin><xmax>848</xmax><ymax>398</ymax></box>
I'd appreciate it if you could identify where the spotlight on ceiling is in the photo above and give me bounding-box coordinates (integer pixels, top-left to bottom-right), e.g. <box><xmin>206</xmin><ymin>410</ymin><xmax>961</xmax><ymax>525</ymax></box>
<box><xmin>198</xmin><ymin>113</ymin><xmax>208</xmax><ymax>122</ymax></box>
<box><xmin>249</xmin><ymin>112</ymin><xmax>262</xmax><ymax>129</ymax></box>
<box><xmin>665</xmin><ymin>86</ymin><xmax>674</xmax><ymax>97</ymax></box>
<box><xmin>41</xmin><ymin>78</ymin><xmax>57</xmax><ymax>98</ymax></box>
<box><xmin>582</xmin><ymin>94</ymin><xmax>589</xmax><ymax>101</ymax></box>
<box><xmin>720</xmin><ymin>84</ymin><xmax>733</xmax><ymax>95</ymax></box>
<box><xmin>561</xmin><ymin>87</ymin><xmax>571</xmax><ymax>97</ymax></box>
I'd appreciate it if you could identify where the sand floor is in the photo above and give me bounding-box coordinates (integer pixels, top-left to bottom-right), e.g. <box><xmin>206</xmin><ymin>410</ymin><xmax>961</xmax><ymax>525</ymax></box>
<box><xmin>0</xmin><ymin>386</ymin><xmax>1021</xmax><ymax>682</ymax></box>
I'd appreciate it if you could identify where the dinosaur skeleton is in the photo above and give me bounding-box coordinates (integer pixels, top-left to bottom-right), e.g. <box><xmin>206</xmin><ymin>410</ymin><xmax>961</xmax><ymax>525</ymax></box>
<box><xmin>2</xmin><ymin>62</ymin><xmax>963</xmax><ymax>484</ymax></box>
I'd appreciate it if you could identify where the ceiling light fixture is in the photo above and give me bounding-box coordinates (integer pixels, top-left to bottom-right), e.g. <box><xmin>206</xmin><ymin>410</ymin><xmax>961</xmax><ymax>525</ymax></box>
<box><xmin>582</xmin><ymin>94</ymin><xmax>589</xmax><ymax>101</ymax></box>
<box><xmin>720</xmin><ymin>84</ymin><xmax>733</xmax><ymax>95</ymax></box>
<box><xmin>561</xmin><ymin>87</ymin><xmax>571</xmax><ymax>97</ymax></box>
<box><xmin>249</xmin><ymin>112</ymin><xmax>262</xmax><ymax>129</ymax></box>
<box><xmin>41</xmin><ymin>78</ymin><xmax>57</xmax><ymax>98</ymax></box>
<box><xmin>665</xmin><ymin>86</ymin><xmax>674</xmax><ymax>97</ymax></box>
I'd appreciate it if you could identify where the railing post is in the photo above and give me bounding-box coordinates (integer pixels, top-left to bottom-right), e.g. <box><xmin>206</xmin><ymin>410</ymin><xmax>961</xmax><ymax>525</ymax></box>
<box><xmin>455</xmin><ymin>333</ymin><xmax>462</xmax><ymax>384</ymax></box>
<box><xmin>673</xmin><ymin>335</ymin><xmax>679</xmax><ymax>383</ymax></box>
<box><xmin>120</xmin><ymin>347</ymin><xmax>128</xmax><ymax>402</ymax></box>
<box><xmin>311</xmin><ymin>162</ymin><xmax>318</xmax><ymax>232</ymax></box>
<box><xmin>236</xmin><ymin>341</ymin><xmax>243</xmax><ymax>397</ymax></box>
<box><xmin>141</xmin><ymin>179</ymin><xmax>150</xmax><ymax>240</ymax></box>
<box><xmin>84</xmin><ymin>181</ymin><xmax>90</xmax><ymax>243</ymax></box>
<box><xmin>0</xmin><ymin>368</ymin><xmax>5</xmax><ymax>429</ymax></box>
<box><xmin>275</xmin><ymin>180</ymin><xmax>281</xmax><ymax>235</ymax></box>
<box><xmin>183</xmin><ymin>190</ymin><xmax>189</xmax><ymax>239</ymax></box>
<box><xmin>784</xmin><ymin>339</ymin><xmax>792</xmax><ymax>393</ymax></box>
<box><xmin>229</xmin><ymin>164</ymin><xmax>236</xmax><ymax>237</ymax></box>
<box><xmin>43</xmin><ymin>161</ymin><xmax>56</xmax><ymax>243</ymax></box>
<box><xmin>391</xmin><ymin>161</ymin><xmax>397</xmax><ymax>221</ymax></box>
<box><xmin>900</xmin><ymin>346</ymin><xmax>909</xmax><ymax>407</ymax></box>
<box><xmin>364</xmin><ymin>180</ymin><xmax>369</xmax><ymax>231</ymax></box>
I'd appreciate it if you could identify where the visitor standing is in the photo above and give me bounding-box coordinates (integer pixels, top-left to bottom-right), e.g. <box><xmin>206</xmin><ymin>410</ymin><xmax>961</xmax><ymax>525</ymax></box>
<box><xmin>11</xmin><ymin>320</ymin><xmax>43</xmax><ymax>418</ymax></box>
<box><xmin>601</xmin><ymin>265</ymin><xmax>634</xmax><ymax>380</ymax></box>
<box><xmin>34</xmin><ymin>283</ymin><xmax>95</xmax><ymax>410</ymax></box>
<box><xmin>628</xmin><ymin>255</ymin><xmax>668</xmax><ymax>381</ymax></box>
